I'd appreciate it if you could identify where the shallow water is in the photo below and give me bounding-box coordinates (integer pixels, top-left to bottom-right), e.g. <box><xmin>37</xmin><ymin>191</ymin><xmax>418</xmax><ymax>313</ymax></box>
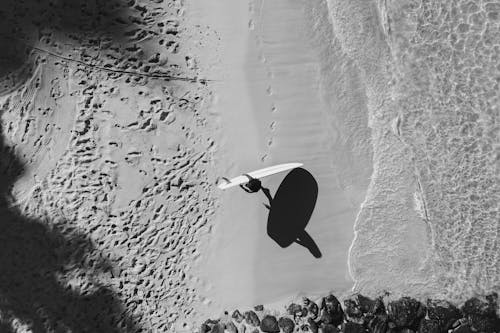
<box><xmin>329</xmin><ymin>0</ymin><xmax>499</xmax><ymax>302</ymax></box>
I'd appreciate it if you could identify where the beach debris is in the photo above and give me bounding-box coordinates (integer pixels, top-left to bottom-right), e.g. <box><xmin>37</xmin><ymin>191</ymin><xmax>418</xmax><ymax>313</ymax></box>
<box><xmin>278</xmin><ymin>317</ymin><xmax>295</xmax><ymax>333</ymax></box>
<box><xmin>260</xmin><ymin>315</ymin><xmax>280</xmax><ymax>333</ymax></box>
<box><xmin>320</xmin><ymin>295</ymin><xmax>344</xmax><ymax>326</ymax></box>
<box><xmin>387</xmin><ymin>297</ymin><xmax>426</xmax><ymax>330</ymax></box>
<box><xmin>244</xmin><ymin>311</ymin><xmax>261</xmax><ymax>327</ymax></box>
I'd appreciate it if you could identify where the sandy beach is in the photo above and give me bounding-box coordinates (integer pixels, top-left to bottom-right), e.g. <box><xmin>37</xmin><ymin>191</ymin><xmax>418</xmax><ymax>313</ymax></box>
<box><xmin>0</xmin><ymin>0</ymin><xmax>498</xmax><ymax>332</ymax></box>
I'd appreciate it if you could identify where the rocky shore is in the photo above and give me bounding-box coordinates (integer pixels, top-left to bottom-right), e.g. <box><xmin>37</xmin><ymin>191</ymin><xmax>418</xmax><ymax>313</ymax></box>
<box><xmin>199</xmin><ymin>293</ymin><xmax>499</xmax><ymax>333</ymax></box>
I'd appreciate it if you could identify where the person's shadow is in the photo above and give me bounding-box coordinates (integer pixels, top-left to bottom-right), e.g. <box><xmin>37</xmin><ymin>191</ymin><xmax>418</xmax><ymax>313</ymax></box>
<box><xmin>0</xmin><ymin>111</ymin><xmax>140</xmax><ymax>331</ymax></box>
<box><xmin>261</xmin><ymin>168</ymin><xmax>322</xmax><ymax>258</ymax></box>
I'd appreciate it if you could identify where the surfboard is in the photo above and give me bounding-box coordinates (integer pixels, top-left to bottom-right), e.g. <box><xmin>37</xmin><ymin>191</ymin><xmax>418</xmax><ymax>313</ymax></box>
<box><xmin>218</xmin><ymin>163</ymin><xmax>303</xmax><ymax>190</ymax></box>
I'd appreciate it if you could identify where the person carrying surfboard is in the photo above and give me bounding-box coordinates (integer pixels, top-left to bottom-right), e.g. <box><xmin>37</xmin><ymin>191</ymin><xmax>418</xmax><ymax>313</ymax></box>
<box><xmin>239</xmin><ymin>175</ymin><xmax>273</xmax><ymax>209</ymax></box>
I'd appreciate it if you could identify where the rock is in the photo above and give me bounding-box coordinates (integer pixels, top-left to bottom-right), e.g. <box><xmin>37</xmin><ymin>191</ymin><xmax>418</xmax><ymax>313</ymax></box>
<box><xmin>426</xmin><ymin>299</ymin><xmax>462</xmax><ymax>332</ymax></box>
<box><xmin>387</xmin><ymin>297</ymin><xmax>425</xmax><ymax>329</ymax></box>
<box><xmin>304</xmin><ymin>298</ymin><xmax>320</xmax><ymax>320</ymax></box>
<box><xmin>278</xmin><ymin>317</ymin><xmax>295</xmax><ymax>333</ymax></box>
<box><xmin>244</xmin><ymin>311</ymin><xmax>261</xmax><ymax>327</ymax></box>
<box><xmin>260</xmin><ymin>315</ymin><xmax>280</xmax><ymax>333</ymax></box>
<box><xmin>461</xmin><ymin>294</ymin><xmax>500</xmax><ymax>333</ymax></box>
<box><xmin>254</xmin><ymin>305</ymin><xmax>264</xmax><ymax>312</ymax></box>
<box><xmin>200</xmin><ymin>323</ymin><xmax>211</xmax><ymax>333</ymax></box>
<box><xmin>225</xmin><ymin>321</ymin><xmax>238</xmax><ymax>333</ymax></box>
<box><xmin>368</xmin><ymin>315</ymin><xmax>388</xmax><ymax>333</ymax></box>
<box><xmin>232</xmin><ymin>310</ymin><xmax>245</xmax><ymax>323</ymax></box>
<box><xmin>343</xmin><ymin>299</ymin><xmax>363</xmax><ymax>324</ymax></box>
<box><xmin>301</xmin><ymin>324</ymin><xmax>310</xmax><ymax>331</ymax></box>
<box><xmin>288</xmin><ymin>303</ymin><xmax>305</xmax><ymax>317</ymax></box>
<box><xmin>321</xmin><ymin>323</ymin><xmax>340</xmax><ymax>333</ymax></box>
<box><xmin>418</xmin><ymin>318</ymin><xmax>440</xmax><ymax>333</ymax></box>
<box><xmin>341</xmin><ymin>322</ymin><xmax>364</xmax><ymax>333</ymax></box>
<box><xmin>320</xmin><ymin>295</ymin><xmax>344</xmax><ymax>326</ymax></box>
<box><xmin>308</xmin><ymin>318</ymin><xmax>319</xmax><ymax>333</ymax></box>
<box><xmin>210</xmin><ymin>323</ymin><xmax>225</xmax><ymax>333</ymax></box>
<box><xmin>452</xmin><ymin>323</ymin><xmax>474</xmax><ymax>333</ymax></box>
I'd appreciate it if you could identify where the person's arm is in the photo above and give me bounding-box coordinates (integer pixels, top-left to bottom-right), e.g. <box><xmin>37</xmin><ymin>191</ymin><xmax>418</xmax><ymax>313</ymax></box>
<box><xmin>239</xmin><ymin>184</ymin><xmax>252</xmax><ymax>193</ymax></box>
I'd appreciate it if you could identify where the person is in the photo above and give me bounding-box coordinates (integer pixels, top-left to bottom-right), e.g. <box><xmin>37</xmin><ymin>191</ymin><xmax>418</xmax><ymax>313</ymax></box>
<box><xmin>239</xmin><ymin>175</ymin><xmax>262</xmax><ymax>193</ymax></box>
<box><xmin>240</xmin><ymin>175</ymin><xmax>273</xmax><ymax>209</ymax></box>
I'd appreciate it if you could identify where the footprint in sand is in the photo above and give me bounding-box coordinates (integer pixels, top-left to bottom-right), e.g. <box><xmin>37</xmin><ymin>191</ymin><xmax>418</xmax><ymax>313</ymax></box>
<box><xmin>266</xmin><ymin>86</ymin><xmax>273</xmax><ymax>96</ymax></box>
<box><xmin>270</xmin><ymin>121</ymin><xmax>277</xmax><ymax>131</ymax></box>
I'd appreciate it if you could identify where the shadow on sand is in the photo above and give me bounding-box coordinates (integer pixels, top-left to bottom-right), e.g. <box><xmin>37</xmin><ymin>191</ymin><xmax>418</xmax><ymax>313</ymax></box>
<box><xmin>0</xmin><ymin>122</ymin><xmax>140</xmax><ymax>331</ymax></box>
<box><xmin>265</xmin><ymin>167</ymin><xmax>322</xmax><ymax>258</ymax></box>
<box><xmin>0</xmin><ymin>0</ymin><xmax>140</xmax><ymax>86</ymax></box>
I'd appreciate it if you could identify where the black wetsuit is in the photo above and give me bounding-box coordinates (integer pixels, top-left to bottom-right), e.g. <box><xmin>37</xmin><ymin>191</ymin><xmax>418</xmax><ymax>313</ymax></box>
<box><xmin>242</xmin><ymin>178</ymin><xmax>262</xmax><ymax>193</ymax></box>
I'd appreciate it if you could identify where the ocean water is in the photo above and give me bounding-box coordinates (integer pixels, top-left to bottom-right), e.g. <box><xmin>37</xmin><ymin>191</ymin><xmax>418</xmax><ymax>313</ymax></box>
<box><xmin>323</xmin><ymin>0</ymin><xmax>499</xmax><ymax>303</ymax></box>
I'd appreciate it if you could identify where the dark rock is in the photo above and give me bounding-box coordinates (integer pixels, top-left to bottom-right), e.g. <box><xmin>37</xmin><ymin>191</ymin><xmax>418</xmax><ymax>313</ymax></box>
<box><xmin>254</xmin><ymin>304</ymin><xmax>264</xmax><ymax>312</ymax></box>
<box><xmin>320</xmin><ymin>294</ymin><xmax>344</xmax><ymax>326</ymax></box>
<box><xmin>210</xmin><ymin>323</ymin><xmax>225</xmax><ymax>333</ymax></box>
<box><xmin>244</xmin><ymin>311</ymin><xmax>261</xmax><ymax>327</ymax></box>
<box><xmin>341</xmin><ymin>322</ymin><xmax>365</xmax><ymax>333</ymax></box>
<box><xmin>232</xmin><ymin>310</ymin><xmax>244</xmax><ymax>323</ymax></box>
<box><xmin>387</xmin><ymin>297</ymin><xmax>425</xmax><ymax>329</ymax></box>
<box><xmin>260</xmin><ymin>315</ymin><xmax>280</xmax><ymax>333</ymax></box>
<box><xmin>200</xmin><ymin>323</ymin><xmax>211</xmax><ymax>333</ymax></box>
<box><xmin>202</xmin><ymin>319</ymin><xmax>219</xmax><ymax>333</ymax></box>
<box><xmin>418</xmin><ymin>318</ymin><xmax>440</xmax><ymax>333</ymax></box>
<box><xmin>321</xmin><ymin>323</ymin><xmax>340</xmax><ymax>333</ymax></box>
<box><xmin>303</xmin><ymin>297</ymin><xmax>320</xmax><ymax>320</ymax></box>
<box><xmin>288</xmin><ymin>303</ymin><xmax>305</xmax><ymax>317</ymax></box>
<box><xmin>308</xmin><ymin>317</ymin><xmax>319</xmax><ymax>333</ymax></box>
<box><xmin>225</xmin><ymin>321</ymin><xmax>238</xmax><ymax>333</ymax></box>
<box><xmin>344</xmin><ymin>294</ymin><xmax>385</xmax><ymax>323</ymax></box>
<box><xmin>368</xmin><ymin>315</ymin><xmax>388</xmax><ymax>333</ymax></box>
<box><xmin>452</xmin><ymin>323</ymin><xmax>474</xmax><ymax>333</ymax></box>
<box><xmin>461</xmin><ymin>294</ymin><xmax>500</xmax><ymax>333</ymax></box>
<box><xmin>278</xmin><ymin>317</ymin><xmax>295</xmax><ymax>333</ymax></box>
<box><xmin>426</xmin><ymin>299</ymin><xmax>462</xmax><ymax>332</ymax></box>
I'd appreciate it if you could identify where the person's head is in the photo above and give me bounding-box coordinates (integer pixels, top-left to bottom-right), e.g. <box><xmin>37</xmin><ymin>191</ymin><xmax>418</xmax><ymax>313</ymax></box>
<box><xmin>247</xmin><ymin>178</ymin><xmax>262</xmax><ymax>192</ymax></box>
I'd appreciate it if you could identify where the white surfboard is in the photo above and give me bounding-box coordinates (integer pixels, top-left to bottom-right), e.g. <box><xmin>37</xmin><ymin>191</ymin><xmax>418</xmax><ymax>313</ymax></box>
<box><xmin>218</xmin><ymin>163</ymin><xmax>303</xmax><ymax>190</ymax></box>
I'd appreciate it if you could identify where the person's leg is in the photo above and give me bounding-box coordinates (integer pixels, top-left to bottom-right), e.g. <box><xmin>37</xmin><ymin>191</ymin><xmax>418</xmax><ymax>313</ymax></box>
<box><xmin>261</xmin><ymin>187</ymin><xmax>273</xmax><ymax>208</ymax></box>
<box><xmin>295</xmin><ymin>230</ymin><xmax>322</xmax><ymax>258</ymax></box>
